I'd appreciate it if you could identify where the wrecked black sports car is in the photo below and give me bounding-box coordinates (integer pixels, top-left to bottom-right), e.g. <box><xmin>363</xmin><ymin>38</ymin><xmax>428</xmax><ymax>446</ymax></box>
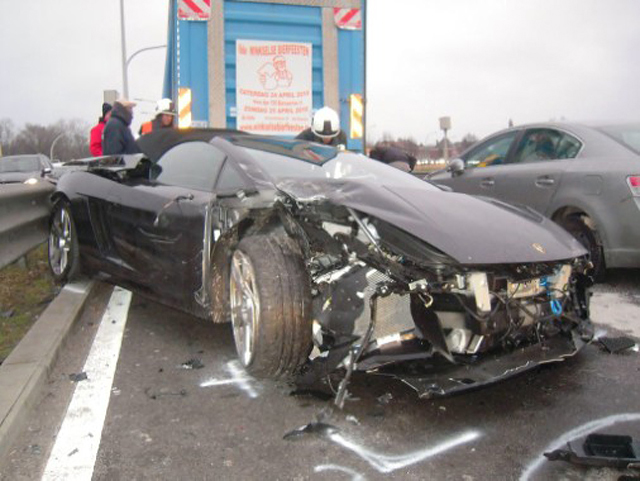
<box><xmin>48</xmin><ymin>129</ymin><xmax>594</xmax><ymax>400</ymax></box>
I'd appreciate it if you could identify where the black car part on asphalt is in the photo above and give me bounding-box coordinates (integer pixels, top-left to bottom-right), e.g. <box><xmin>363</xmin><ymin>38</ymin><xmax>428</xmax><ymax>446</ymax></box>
<box><xmin>545</xmin><ymin>433</ymin><xmax>640</xmax><ymax>470</ymax></box>
<box><xmin>47</xmin><ymin>129</ymin><xmax>595</xmax><ymax>402</ymax></box>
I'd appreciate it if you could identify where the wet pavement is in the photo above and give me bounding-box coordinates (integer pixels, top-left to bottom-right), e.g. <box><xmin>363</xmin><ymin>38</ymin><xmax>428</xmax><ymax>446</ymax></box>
<box><xmin>2</xmin><ymin>272</ymin><xmax>639</xmax><ymax>481</ymax></box>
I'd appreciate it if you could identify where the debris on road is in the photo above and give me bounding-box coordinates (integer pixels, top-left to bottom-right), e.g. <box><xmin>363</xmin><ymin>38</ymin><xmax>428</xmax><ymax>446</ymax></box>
<box><xmin>180</xmin><ymin>358</ymin><xmax>205</xmax><ymax>370</ymax></box>
<box><xmin>283</xmin><ymin>422</ymin><xmax>339</xmax><ymax>441</ymax></box>
<box><xmin>68</xmin><ymin>372</ymin><xmax>88</xmax><ymax>382</ymax></box>
<box><xmin>544</xmin><ymin>433</ymin><xmax>640</xmax><ymax>469</ymax></box>
<box><xmin>598</xmin><ymin>336</ymin><xmax>638</xmax><ymax>354</ymax></box>
<box><xmin>377</xmin><ymin>393</ymin><xmax>393</xmax><ymax>405</ymax></box>
<box><xmin>284</xmin><ymin>405</ymin><xmax>339</xmax><ymax>440</ymax></box>
<box><xmin>28</xmin><ymin>444</ymin><xmax>41</xmax><ymax>455</ymax></box>
<box><xmin>346</xmin><ymin>414</ymin><xmax>360</xmax><ymax>425</ymax></box>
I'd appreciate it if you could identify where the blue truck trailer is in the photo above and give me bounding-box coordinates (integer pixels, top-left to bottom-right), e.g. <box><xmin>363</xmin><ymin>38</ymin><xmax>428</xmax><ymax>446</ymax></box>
<box><xmin>162</xmin><ymin>0</ymin><xmax>365</xmax><ymax>151</ymax></box>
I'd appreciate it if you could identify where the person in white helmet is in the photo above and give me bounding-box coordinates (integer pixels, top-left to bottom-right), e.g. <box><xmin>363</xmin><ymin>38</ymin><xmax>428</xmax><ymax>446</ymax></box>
<box><xmin>296</xmin><ymin>106</ymin><xmax>347</xmax><ymax>147</ymax></box>
<box><xmin>139</xmin><ymin>98</ymin><xmax>176</xmax><ymax>135</ymax></box>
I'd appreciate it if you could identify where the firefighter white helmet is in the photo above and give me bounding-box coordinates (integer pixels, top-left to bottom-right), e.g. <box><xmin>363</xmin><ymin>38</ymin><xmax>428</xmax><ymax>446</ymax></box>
<box><xmin>155</xmin><ymin>98</ymin><xmax>176</xmax><ymax>116</ymax></box>
<box><xmin>312</xmin><ymin>107</ymin><xmax>340</xmax><ymax>139</ymax></box>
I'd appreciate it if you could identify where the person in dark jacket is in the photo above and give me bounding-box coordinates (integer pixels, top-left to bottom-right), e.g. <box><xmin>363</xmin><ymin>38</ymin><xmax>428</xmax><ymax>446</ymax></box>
<box><xmin>296</xmin><ymin>106</ymin><xmax>347</xmax><ymax>148</ymax></box>
<box><xmin>89</xmin><ymin>102</ymin><xmax>112</xmax><ymax>156</ymax></box>
<box><xmin>369</xmin><ymin>143</ymin><xmax>417</xmax><ymax>172</ymax></box>
<box><xmin>103</xmin><ymin>100</ymin><xmax>140</xmax><ymax>155</ymax></box>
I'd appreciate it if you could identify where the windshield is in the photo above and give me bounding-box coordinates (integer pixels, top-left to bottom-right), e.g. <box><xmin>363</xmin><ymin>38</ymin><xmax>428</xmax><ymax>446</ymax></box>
<box><xmin>239</xmin><ymin>148</ymin><xmax>441</xmax><ymax>191</ymax></box>
<box><xmin>597</xmin><ymin>124</ymin><xmax>640</xmax><ymax>155</ymax></box>
<box><xmin>0</xmin><ymin>156</ymin><xmax>42</xmax><ymax>173</ymax></box>
<box><xmin>227</xmin><ymin>135</ymin><xmax>337</xmax><ymax>164</ymax></box>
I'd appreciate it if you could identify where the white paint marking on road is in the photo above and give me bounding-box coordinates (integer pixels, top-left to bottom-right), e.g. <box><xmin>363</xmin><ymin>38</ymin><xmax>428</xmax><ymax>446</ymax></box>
<box><xmin>314</xmin><ymin>464</ymin><xmax>366</xmax><ymax>480</ymax></box>
<box><xmin>520</xmin><ymin>413</ymin><xmax>640</xmax><ymax>481</ymax></box>
<box><xmin>327</xmin><ymin>430</ymin><xmax>482</xmax><ymax>474</ymax></box>
<box><xmin>200</xmin><ymin>360</ymin><xmax>259</xmax><ymax>398</ymax></box>
<box><xmin>42</xmin><ymin>286</ymin><xmax>132</xmax><ymax>481</ymax></box>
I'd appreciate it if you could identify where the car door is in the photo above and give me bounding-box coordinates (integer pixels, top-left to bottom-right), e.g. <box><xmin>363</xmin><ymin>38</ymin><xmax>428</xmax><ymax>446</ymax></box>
<box><xmin>497</xmin><ymin>128</ymin><xmax>581</xmax><ymax>215</ymax></box>
<box><xmin>433</xmin><ymin>130</ymin><xmax>521</xmax><ymax>196</ymax></box>
<box><xmin>104</xmin><ymin>141</ymin><xmax>226</xmax><ymax>301</ymax></box>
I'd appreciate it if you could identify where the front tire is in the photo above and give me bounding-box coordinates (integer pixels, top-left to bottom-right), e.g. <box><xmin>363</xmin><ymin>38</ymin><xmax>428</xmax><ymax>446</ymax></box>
<box><xmin>48</xmin><ymin>200</ymin><xmax>81</xmax><ymax>283</ymax></box>
<box><xmin>562</xmin><ymin>216</ymin><xmax>604</xmax><ymax>279</ymax></box>
<box><xmin>229</xmin><ymin>234</ymin><xmax>312</xmax><ymax>378</ymax></box>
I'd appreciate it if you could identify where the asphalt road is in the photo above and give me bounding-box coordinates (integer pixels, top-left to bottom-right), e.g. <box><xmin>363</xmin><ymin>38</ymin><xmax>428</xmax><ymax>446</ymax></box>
<box><xmin>2</xmin><ymin>272</ymin><xmax>640</xmax><ymax>481</ymax></box>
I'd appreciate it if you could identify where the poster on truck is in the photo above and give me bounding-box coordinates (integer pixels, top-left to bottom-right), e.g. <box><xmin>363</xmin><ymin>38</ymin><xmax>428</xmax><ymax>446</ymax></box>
<box><xmin>236</xmin><ymin>39</ymin><xmax>312</xmax><ymax>136</ymax></box>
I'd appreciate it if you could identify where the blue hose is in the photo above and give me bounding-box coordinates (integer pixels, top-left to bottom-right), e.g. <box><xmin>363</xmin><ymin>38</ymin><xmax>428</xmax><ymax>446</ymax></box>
<box><xmin>541</xmin><ymin>276</ymin><xmax>562</xmax><ymax>316</ymax></box>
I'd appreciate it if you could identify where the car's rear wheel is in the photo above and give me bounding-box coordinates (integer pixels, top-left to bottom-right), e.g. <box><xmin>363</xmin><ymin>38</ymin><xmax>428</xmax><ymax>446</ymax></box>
<box><xmin>48</xmin><ymin>200</ymin><xmax>81</xmax><ymax>283</ymax></box>
<box><xmin>562</xmin><ymin>216</ymin><xmax>604</xmax><ymax>278</ymax></box>
<box><xmin>229</xmin><ymin>234</ymin><xmax>312</xmax><ymax>378</ymax></box>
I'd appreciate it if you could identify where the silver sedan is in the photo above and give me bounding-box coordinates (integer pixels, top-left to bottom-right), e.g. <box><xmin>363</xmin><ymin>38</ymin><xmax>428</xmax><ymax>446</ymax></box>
<box><xmin>431</xmin><ymin>122</ymin><xmax>640</xmax><ymax>276</ymax></box>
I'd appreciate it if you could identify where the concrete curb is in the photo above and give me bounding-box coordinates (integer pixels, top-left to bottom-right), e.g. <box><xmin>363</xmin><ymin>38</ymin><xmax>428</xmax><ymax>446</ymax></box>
<box><xmin>0</xmin><ymin>279</ymin><xmax>94</xmax><ymax>461</ymax></box>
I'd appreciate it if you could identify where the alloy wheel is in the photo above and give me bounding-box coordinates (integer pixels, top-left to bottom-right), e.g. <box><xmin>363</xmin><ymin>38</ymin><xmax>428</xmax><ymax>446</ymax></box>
<box><xmin>48</xmin><ymin>206</ymin><xmax>72</xmax><ymax>276</ymax></box>
<box><xmin>229</xmin><ymin>250</ymin><xmax>260</xmax><ymax>366</ymax></box>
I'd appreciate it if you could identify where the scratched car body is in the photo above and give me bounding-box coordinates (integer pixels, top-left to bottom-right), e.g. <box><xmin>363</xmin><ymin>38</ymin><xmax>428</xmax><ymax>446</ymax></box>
<box><xmin>48</xmin><ymin>129</ymin><xmax>594</xmax><ymax>399</ymax></box>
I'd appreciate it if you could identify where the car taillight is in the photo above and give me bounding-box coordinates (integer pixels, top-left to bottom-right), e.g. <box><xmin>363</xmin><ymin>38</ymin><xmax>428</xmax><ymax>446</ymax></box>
<box><xmin>627</xmin><ymin>176</ymin><xmax>640</xmax><ymax>196</ymax></box>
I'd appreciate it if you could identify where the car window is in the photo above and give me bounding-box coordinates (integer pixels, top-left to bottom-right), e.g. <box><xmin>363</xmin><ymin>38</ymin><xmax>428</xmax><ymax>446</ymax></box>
<box><xmin>463</xmin><ymin>132</ymin><xmax>518</xmax><ymax>168</ymax></box>
<box><xmin>151</xmin><ymin>141</ymin><xmax>226</xmax><ymax>191</ymax></box>
<box><xmin>227</xmin><ymin>135</ymin><xmax>337</xmax><ymax>165</ymax></box>
<box><xmin>215</xmin><ymin>161</ymin><xmax>247</xmax><ymax>193</ymax></box>
<box><xmin>0</xmin><ymin>156</ymin><xmax>42</xmax><ymax>173</ymax></box>
<box><xmin>597</xmin><ymin>124</ymin><xmax>640</xmax><ymax>155</ymax></box>
<box><xmin>512</xmin><ymin>128</ymin><xmax>582</xmax><ymax>163</ymax></box>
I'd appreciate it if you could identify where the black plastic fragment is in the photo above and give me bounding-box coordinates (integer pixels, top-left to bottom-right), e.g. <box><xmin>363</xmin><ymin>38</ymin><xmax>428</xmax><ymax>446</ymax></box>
<box><xmin>180</xmin><ymin>358</ymin><xmax>204</xmax><ymax>370</ymax></box>
<box><xmin>599</xmin><ymin>336</ymin><xmax>637</xmax><ymax>354</ymax></box>
<box><xmin>545</xmin><ymin>432</ymin><xmax>640</xmax><ymax>469</ymax></box>
<box><xmin>585</xmin><ymin>434</ymin><xmax>635</xmax><ymax>458</ymax></box>
<box><xmin>69</xmin><ymin>372</ymin><xmax>88</xmax><ymax>382</ymax></box>
<box><xmin>283</xmin><ymin>422</ymin><xmax>339</xmax><ymax>441</ymax></box>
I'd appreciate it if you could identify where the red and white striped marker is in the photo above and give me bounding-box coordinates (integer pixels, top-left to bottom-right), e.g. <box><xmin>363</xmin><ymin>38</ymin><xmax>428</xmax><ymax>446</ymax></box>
<box><xmin>178</xmin><ymin>0</ymin><xmax>211</xmax><ymax>21</ymax></box>
<box><xmin>333</xmin><ymin>8</ymin><xmax>362</xmax><ymax>30</ymax></box>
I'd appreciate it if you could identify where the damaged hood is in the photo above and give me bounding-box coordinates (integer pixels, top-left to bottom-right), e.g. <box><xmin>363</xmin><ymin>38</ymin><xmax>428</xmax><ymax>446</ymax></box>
<box><xmin>276</xmin><ymin>172</ymin><xmax>586</xmax><ymax>265</ymax></box>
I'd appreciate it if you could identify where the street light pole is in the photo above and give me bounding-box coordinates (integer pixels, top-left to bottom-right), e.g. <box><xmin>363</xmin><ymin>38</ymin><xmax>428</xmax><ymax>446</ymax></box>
<box><xmin>126</xmin><ymin>45</ymin><xmax>167</xmax><ymax>82</ymax></box>
<box><xmin>50</xmin><ymin>133</ymin><xmax>64</xmax><ymax>161</ymax></box>
<box><xmin>120</xmin><ymin>0</ymin><xmax>129</xmax><ymax>99</ymax></box>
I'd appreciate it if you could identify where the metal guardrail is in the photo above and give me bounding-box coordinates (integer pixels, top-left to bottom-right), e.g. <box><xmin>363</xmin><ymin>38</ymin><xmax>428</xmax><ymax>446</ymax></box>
<box><xmin>0</xmin><ymin>182</ymin><xmax>54</xmax><ymax>269</ymax></box>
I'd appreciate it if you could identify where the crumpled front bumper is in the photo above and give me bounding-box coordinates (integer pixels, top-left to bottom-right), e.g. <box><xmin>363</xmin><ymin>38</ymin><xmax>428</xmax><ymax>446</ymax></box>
<box><xmin>371</xmin><ymin>331</ymin><xmax>590</xmax><ymax>399</ymax></box>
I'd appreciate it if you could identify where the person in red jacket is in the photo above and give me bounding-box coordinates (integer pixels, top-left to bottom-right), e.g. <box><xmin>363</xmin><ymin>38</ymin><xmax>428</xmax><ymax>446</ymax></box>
<box><xmin>89</xmin><ymin>103</ymin><xmax>112</xmax><ymax>156</ymax></box>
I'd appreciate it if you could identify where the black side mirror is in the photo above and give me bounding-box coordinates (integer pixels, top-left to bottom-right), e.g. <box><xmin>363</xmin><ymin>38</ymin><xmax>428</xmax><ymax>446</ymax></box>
<box><xmin>41</xmin><ymin>167</ymin><xmax>52</xmax><ymax>177</ymax></box>
<box><xmin>448</xmin><ymin>158</ymin><xmax>465</xmax><ymax>177</ymax></box>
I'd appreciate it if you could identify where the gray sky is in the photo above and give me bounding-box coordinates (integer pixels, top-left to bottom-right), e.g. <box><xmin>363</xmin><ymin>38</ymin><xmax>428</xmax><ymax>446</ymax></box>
<box><xmin>1</xmin><ymin>0</ymin><xmax>639</xmax><ymax>141</ymax></box>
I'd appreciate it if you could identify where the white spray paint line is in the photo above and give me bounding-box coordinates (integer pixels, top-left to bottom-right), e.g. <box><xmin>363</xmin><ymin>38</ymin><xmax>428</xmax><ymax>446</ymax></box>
<box><xmin>520</xmin><ymin>413</ymin><xmax>640</xmax><ymax>481</ymax></box>
<box><xmin>327</xmin><ymin>430</ymin><xmax>482</xmax><ymax>474</ymax></box>
<box><xmin>200</xmin><ymin>360</ymin><xmax>259</xmax><ymax>398</ymax></box>
<box><xmin>42</xmin><ymin>286</ymin><xmax>132</xmax><ymax>481</ymax></box>
<box><xmin>314</xmin><ymin>464</ymin><xmax>366</xmax><ymax>480</ymax></box>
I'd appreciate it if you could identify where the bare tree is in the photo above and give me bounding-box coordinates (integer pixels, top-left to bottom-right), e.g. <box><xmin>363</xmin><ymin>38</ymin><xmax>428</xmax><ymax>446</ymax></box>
<box><xmin>11</xmin><ymin>124</ymin><xmax>61</xmax><ymax>156</ymax></box>
<box><xmin>0</xmin><ymin>118</ymin><xmax>16</xmax><ymax>155</ymax></box>
<box><xmin>459</xmin><ymin>133</ymin><xmax>479</xmax><ymax>151</ymax></box>
<box><xmin>2</xmin><ymin>119</ymin><xmax>91</xmax><ymax>161</ymax></box>
<box><xmin>51</xmin><ymin>119</ymin><xmax>91</xmax><ymax>160</ymax></box>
